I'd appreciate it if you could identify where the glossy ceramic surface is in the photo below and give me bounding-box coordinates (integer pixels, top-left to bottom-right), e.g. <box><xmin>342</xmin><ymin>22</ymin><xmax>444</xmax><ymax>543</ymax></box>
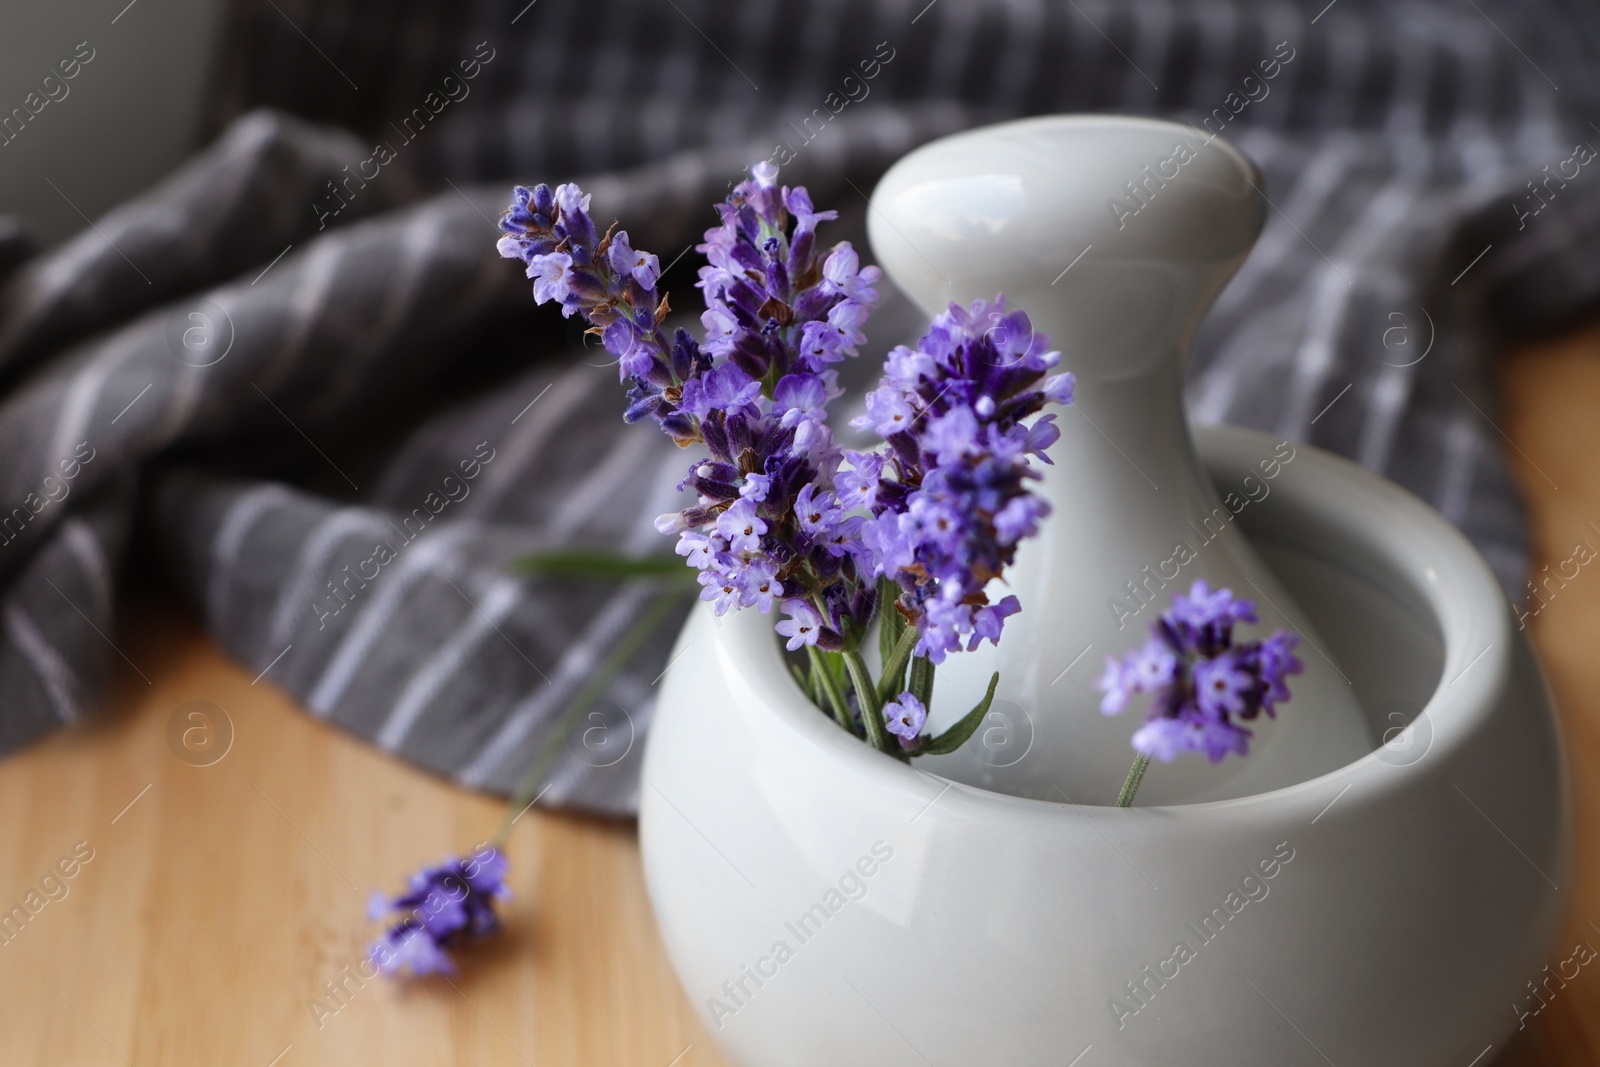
<box><xmin>868</xmin><ymin>115</ymin><xmax>1371</xmax><ymax>803</ymax></box>
<box><xmin>641</xmin><ymin>424</ymin><xmax>1570</xmax><ymax>1067</ymax></box>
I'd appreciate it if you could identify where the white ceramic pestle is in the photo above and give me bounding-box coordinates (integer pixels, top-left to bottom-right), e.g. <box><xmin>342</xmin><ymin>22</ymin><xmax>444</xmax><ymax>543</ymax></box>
<box><xmin>866</xmin><ymin>115</ymin><xmax>1373</xmax><ymax>804</ymax></box>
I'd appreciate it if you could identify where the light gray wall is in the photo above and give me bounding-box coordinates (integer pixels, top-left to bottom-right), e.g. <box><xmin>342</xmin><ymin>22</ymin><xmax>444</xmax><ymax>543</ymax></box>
<box><xmin>0</xmin><ymin>0</ymin><xmax>228</xmax><ymax>243</ymax></box>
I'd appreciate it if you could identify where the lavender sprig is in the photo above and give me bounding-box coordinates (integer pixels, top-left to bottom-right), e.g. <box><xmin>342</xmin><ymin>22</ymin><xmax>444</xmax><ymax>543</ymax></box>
<box><xmin>851</xmin><ymin>298</ymin><xmax>1074</xmax><ymax>664</ymax></box>
<box><xmin>500</xmin><ymin>162</ymin><xmax>880</xmax><ymax>647</ymax></box>
<box><xmin>1097</xmin><ymin>580</ymin><xmax>1302</xmax><ymax>805</ymax></box>
<box><xmin>368</xmin><ymin>845</ymin><xmax>511</xmax><ymax>976</ymax></box>
<box><xmin>497</xmin><ymin>162</ymin><xmax>1070</xmax><ymax>758</ymax></box>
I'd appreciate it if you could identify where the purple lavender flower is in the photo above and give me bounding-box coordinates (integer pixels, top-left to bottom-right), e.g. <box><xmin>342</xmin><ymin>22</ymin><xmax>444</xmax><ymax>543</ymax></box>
<box><xmin>776</xmin><ymin>599</ymin><xmax>825</xmax><ymax>650</ymax></box>
<box><xmin>369</xmin><ymin>844</ymin><xmax>510</xmax><ymax>977</ymax></box>
<box><xmin>1097</xmin><ymin>580</ymin><xmax>1302</xmax><ymax>763</ymax></box>
<box><xmin>883</xmin><ymin>692</ymin><xmax>927</xmax><ymax>742</ymax></box>
<box><xmin>851</xmin><ymin>298</ymin><xmax>1074</xmax><ymax>663</ymax></box>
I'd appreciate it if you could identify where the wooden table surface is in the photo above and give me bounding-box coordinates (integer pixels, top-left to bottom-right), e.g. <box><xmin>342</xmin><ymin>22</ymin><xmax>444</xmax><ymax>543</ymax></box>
<box><xmin>3</xmin><ymin>323</ymin><xmax>1599</xmax><ymax>1066</ymax></box>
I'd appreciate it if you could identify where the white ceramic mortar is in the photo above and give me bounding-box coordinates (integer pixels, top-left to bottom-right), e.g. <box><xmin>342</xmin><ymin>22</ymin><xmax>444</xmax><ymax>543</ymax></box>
<box><xmin>641</xmin><ymin>424</ymin><xmax>1569</xmax><ymax>1067</ymax></box>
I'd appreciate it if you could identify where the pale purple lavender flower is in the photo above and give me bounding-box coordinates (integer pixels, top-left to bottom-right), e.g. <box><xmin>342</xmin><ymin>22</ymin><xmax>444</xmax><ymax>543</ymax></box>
<box><xmin>697</xmin><ymin>569</ymin><xmax>743</xmax><ymax>614</ymax></box>
<box><xmin>741</xmin><ymin>559</ymin><xmax>785</xmax><ymax>612</ymax></box>
<box><xmin>526</xmin><ymin>252</ymin><xmax>573</xmax><ymax>306</ymax></box>
<box><xmin>861</xmin><ymin>387</ymin><xmax>916</xmax><ymax>436</ymax></box>
<box><xmin>716</xmin><ymin>499</ymin><xmax>767</xmax><ymax>555</ymax></box>
<box><xmin>836</xmin><ymin>451</ymin><xmax>885</xmax><ymax>511</ymax></box>
<box><xmin>776</xmin><ymin>599</ymin><xmax>825</xmax><ymax>650</ymax></box>
<box><xmin>740</xmin><ymin>473</ymin><xmax>772</xmax><ymax>503</ymax></box>
<box><xmin>369</xmin><ymin>845</ymin><xmax>510</xmax><ymax>977</ymax></box>
<box><xmin>607</xmin><ymin>230</ymin><xmax>660</xmax><ymax>288</ymax></box>
<box><xmin>1097</xmin><ymin>581</ymin><xmax>1302</xmax><ymax>763</ymax></box>
<box><xmin>883</xmin><ymin>692</ymin><xmax>927</xmax><ymax>741</ymax></box>
<box><xmin>774</xmin><ymin>373</ymin><xmax>831</xmax><ymax>427</ymax></box>
<box><xmin>822</xmin><ymin>245</ymin><xmax>881</xmax><ymax>303</ymax></box>
<box><xmin>795</xmin><ymin>484</ymin><xmax>843</xmax><ymax>540</ymax></box>
<box><xmin>675</xmin><ymin>531</ymin><xmax>715</xmax><ymax>568</ymax></box>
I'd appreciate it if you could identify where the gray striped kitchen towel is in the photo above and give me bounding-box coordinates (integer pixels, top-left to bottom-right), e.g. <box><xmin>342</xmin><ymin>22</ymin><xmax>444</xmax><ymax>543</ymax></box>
<box><xmin>1</xmin><ymin>0</ymin><xmax>1597</xmax><ymax>812</ymax></box>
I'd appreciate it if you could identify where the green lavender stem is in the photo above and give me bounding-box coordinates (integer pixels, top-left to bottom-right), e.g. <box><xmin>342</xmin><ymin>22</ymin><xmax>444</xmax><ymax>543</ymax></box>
<box><xmin>807</xmin><ymin>645</ymin><xmax>857</xmax><ymax>734</ymax></box>
<box><xmin>842</xmin><ymin>649</ymin><xmax>892</xmax><ymax>754</ymax></box>
<box><xmin>1116</xmin><ymin>754</ymin><xmax>1152</xmax><ymax>808</ymax></box>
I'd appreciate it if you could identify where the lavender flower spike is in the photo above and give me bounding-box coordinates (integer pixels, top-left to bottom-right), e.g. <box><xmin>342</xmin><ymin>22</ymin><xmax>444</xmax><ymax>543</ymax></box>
<box><xmin>855</xmin><ymin>297</ymin><xmax>1074</xmax><ymax>663</ymax></box>
<box><xmin>501</xmin><ymin>161</ymin><xmax>887</xmax><ymax>650</ymax></box>
<box><xmin>369</xmin><ymin>844</ymin><xmax>511</xmax><ymax>977</ymax></box>
<box><xmin>1097</xmin><ymin>580</ymin><xmax>1302</xmax><ymax>764</ymax></box>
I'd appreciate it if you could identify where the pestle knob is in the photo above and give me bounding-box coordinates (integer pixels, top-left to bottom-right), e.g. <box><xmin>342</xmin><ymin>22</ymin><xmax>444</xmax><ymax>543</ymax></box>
<box><xmin>868</xmin><ymin>116</ymin><xmax>1372</xmax><ymax>804</ymax></box>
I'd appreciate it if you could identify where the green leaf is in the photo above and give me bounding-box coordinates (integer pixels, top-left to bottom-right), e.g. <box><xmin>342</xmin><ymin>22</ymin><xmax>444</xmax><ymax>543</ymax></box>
<box><xmin>875</xmin><ymin>577</ymin><xmax>912</xmax><ymax>699</ymax></box>
<box><xmin>876</xmin><ymin>578</ymin><xmax>905</xmax><ymax>660</ymax></box>
<box><xmin>876</xmin><ymin>625</ymin><xmax>920</xmax><ymax>705</ymax></box>
<box><xmin>915</xmin><ymin>672</ymin><xmax>1000</xmax><ymax>757</ymax></box>
<box><xmin>807</xmin><ymin>645</ymin><xmax>857</xmax><ymax>734</ymax></box>
<box><xmin>790</xmin><ymin>662</ymin><xmax>812</xmax><ymax>700</ymax></box>
<box><xmin>512</xmin><ymin>550</ymin><xmax>688</xmax><ymax>581</ymax></box>
<box><xmin>844</xmin><ymin>650</ymin><xmax>889</xmax><ymax>753</ymax></box>
<box><xmin>908</xmin><ymin>654</ymin><xmax>936</xmax><ymax>710</ymax></box>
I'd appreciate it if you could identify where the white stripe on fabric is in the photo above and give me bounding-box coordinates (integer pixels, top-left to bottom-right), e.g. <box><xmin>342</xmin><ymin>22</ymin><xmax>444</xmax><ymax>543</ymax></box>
<box><xmin>459</xmin><ymin>364</ymin><xmax>598</xmax><ymax>517</ymax></box>
<box><xmin>1252</xmin><ymin>2</ymin><xmax>1305</xmax><ymax>128</ymax></box>
<box><xmin>545</xmin><ymin>429</ymin><xmax>664</xmax><ymax>541</ymax></box>
<box><xmin>4</xmin><ymin>601</ymin><xmax>81</xmax><ymax>724</ymax></box>
<box><xmin>1277</xmin><ymin>179</ymin><xmax>1422</xmax><ymax>434</ymax></box>
<box><xmin>10</xmin><ymin>231</ymin><xmax>109</xmax><ymax>340</ymax></box>
<box><xmin>267</xmin><ymin>507</ymin><xmax>392</xmax><ymax>651</ymax></box>
<box><xmin>629</xmin><ymin>445</ymin><xmax>699</xmax><ymax>554</ymax></box>
<box><xmin>371</xmin><ymin>206</ymin><xmax>446</xmax><ymax>348</ymax></box>
<box><xmin>1355</xmin><ymin>364</ymin><xmax>1409</xmax><ymax>473</ymax></box>
<box><xmin>1383</xmin><ymin>24</ymin><xmax>1433</xmax><ymax>151</ymax></box>
<box><xmin>1433</xmin><ymin>410</ymin><xmax>1481</xmax><ymax>526</ymax></box>
<box><xmin>923</xmin><ymin>0</ymin><xmax>981</xmax><ymax>102</ymax></box>
<box><xmin>150</xmin><ymin>362</ymin><xmax>208</xmax><ymax>451</ymax></box>
<box><xmin>783</xmin><ymin>0</ymin><xmax>843</xmax><ymax>109</ymax></box>
<box><xmin>1191</xmin><ymin>137</ymin><xmax>1360</xmax><ymax>424</ymax></box>
<box><xmin>306</xmin><ymin>520</ymin><xmax>481</xmax><ymax>714</ymax></box>
<box><xmin>1314</xmin><ymin>14</ymin><xmax>1371</xmax><ymax>130</ymax></box>
<box><xmin>456</xmin><ymin>580</ymin><xmax>654</xmax><ymax>788</ymax></box>
<box><xmin>1123</xmin><ymin>0</ymin><xmax>1177</xmax><ymax>111</ymax></box>
<box><xmin>1212</xmin><ymin>136</ymin><xmax>1357</xmax><ymax>319</ymax></box>
<box><xmin>47</xmin><ymin>329</ymin><xmax>144</xmax><ymax>466</ymax></box>
<box><xmin>1187</xmin><ymin>0</ymin><xmax>1239</xmax><ymax>114</ymax></box>
<box><xmin>206</xmin><ymin>483</ymin><xmax>292</xmax><ymax>629</ymax></box>
<box><xmin>312</xmin><ymin>207</ymin><xmax>448</xmax><ymax>415</ymax></box>
<box><xmin>375</xmin><ymin>575</ymin><xmax>524</xmax><ymax>751</ymax></box>
<box><xmin>458</xmin><ymin>443</ymin><xmax>687</xmax><ymax>788</ymax></box>
<box><xmin>253</xmin><ymin>238</ymin><xmax>349</xmax><ymax>395</ymax></box>
<box><xmin>60</xmin><ymin>519</ymin><xmax>112</xmax><ymax>624</ymax></box>
<box><xmin>371</xmin><ymin>413</ymin><xmax>456</xmax><ymax>506</ymax></box>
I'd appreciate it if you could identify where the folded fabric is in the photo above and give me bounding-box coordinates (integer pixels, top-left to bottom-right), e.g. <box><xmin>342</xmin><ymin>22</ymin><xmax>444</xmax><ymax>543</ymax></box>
<box><xmin>1</xmin><ymin>0</ymin><xmax>1597</xmax><ymax>815</ymax></box>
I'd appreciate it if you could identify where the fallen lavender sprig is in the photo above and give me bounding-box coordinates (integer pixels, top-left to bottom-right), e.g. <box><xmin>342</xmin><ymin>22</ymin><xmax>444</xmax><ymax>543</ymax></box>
<box><xmin>368</xmin><ymin>844</ymin><xmax>511</xmax><ymax>976</ymax></box>
<box><xmin>1097</xmin><ymin>580</ymin><xmax>1302</xmax><ymax>805</ymax></box>
<box><xmin>497</xmin><ymin>162</ymin><xmax>1073</xmax><ymax>757</ymax></box>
